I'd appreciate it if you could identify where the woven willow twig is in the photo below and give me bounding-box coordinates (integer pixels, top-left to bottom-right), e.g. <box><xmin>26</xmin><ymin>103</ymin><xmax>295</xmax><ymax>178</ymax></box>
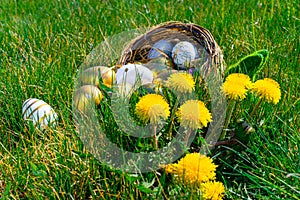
<box><xmin>118</xmin><ymin>21</ymin><xmax>225</xmax><ymax>77</ymax></box>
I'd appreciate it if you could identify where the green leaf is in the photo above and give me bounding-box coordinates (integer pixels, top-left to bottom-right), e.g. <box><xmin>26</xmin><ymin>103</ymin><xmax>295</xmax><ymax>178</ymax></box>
<box><xmin>30</xmin><ymin>162</ymin><xmax>47</xmax><ymax>177</ymax></box>
<box><xmin>3</xmin><ymin>181</ymin><xmax>11</xmax><ymax>197</ymax></box>
<box><xmin>30</xmin><ymin>162</ymin><xmax>38</xmax><ymax>172</ymax></box>
<box><xmin>226</xmin><ymin>49</ymin><xmax>269</xmax><ymax>81</ymax></box>
<box><xmin>135</xmin><ymin>178</ymin><xmax>156</xmax><ymax>194</ymax></box>
<box><xmin>136</xmin><ymin>185</ymin><xmax>155</xmax><ymax>194</ymax></box>
<box><xmin>124</xmin><ymin>173</ymin><xmax>139</xmax><ymax>184</ymax></box>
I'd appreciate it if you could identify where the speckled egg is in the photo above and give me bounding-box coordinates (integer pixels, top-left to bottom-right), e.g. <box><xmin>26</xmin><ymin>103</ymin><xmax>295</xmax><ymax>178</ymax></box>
<box><xmin>171</xmin><ymin>41</ymin><xmax>196</xmax><ymax>69</ymax></box>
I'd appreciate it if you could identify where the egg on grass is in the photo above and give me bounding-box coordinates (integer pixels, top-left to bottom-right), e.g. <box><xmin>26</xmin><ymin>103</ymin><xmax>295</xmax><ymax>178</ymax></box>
<box><xmin>73</xmin><ymin>85</ymin><xmax>103</xmax><ymax>113</ymax></box>
<box><xmin>117</xmin><ymin>82</ymin><xmax>133</xmax><ymax>98</ymax></box>
<box><xmin>22</xmin><ymin>98</ymin><xmax>58</xmax><ymax>130</ymax></box>
<box><xmin>116</xmin><ymin>63</ymin><xmax>153</xmax><ymax>87</ymax></box>
<box><xmin>80</xmin><ymin>66</ymin><xmax>116</xmax><ymax>88</ymax></box>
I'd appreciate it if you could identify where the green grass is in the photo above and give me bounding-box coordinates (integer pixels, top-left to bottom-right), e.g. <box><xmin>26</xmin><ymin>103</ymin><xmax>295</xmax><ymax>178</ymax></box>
<box><xmin>0</xmin><ymin>0</ymin><xmax>299</xmax><ymax>199</ymax></box>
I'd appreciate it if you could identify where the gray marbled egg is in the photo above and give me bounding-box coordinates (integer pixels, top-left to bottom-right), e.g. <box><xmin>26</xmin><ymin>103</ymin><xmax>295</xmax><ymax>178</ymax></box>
<box><xmin>172</xmin><ymin>41</ymin><xmax>196</xmax><ymax>69</ymax></box>
<box><xmin>148</xmin><ymin>39</ymin><xmax>173</xmax><ymax>59</ymax></box>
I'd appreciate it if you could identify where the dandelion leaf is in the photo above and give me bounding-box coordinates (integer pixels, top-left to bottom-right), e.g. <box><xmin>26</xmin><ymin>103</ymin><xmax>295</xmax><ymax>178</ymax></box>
<box><xmin>226</xmin><ymin>49</ymin><xmax>269</xmax><ymax>81</ymax></box>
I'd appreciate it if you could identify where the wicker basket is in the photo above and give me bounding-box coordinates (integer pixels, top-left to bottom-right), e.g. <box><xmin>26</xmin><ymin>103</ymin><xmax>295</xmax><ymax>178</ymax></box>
<box><xmin>117</xmin><ymin>21</ymin><xmax>225</xmax><ymax>77</ymax></box>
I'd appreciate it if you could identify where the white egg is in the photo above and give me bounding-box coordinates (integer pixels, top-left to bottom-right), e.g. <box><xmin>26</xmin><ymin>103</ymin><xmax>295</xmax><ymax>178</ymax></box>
<box><xmin>117</xmin><ymin>83</ymin><xmax>133</xmax><ymax>98</ymax></box>
<box><xmin>116</xmin><ymin>64</ymin><xmax>153</xmax><ymax>86</ymax></box>
<box><xmin>172</xmin><ymin>41</ymin><xmax>196</xmax><ymax>69</ymax></box>
<box><xmin>22</xmin><ymin>98</ymin><xmax>58</xmax><ymax>130</ymax></box>
<box><xmin>148</xmin><ymin>40</ymin><xmax>173</xmax><ymax>59</ymax></box>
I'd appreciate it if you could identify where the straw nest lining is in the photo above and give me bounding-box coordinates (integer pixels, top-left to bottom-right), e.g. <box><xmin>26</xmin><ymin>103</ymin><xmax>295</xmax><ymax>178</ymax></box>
<box><xmin>118</xmin><ymin>22</ymin><xmax>225</xmax><ymax>77</ymax></box>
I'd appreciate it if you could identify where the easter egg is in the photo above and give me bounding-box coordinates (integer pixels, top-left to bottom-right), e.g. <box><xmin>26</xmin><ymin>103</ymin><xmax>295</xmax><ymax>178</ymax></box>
<box><xmin>148</xmin><ymin>39</ymin><xmax>173</xmax><ymax>59</ymax></box>
<box><xmin>101</xmin><ymin>67</ymin><xmax>116</xmax><ymax>87</ymax></box>
<box><xmin>22</xmin><ymin>98</ymin><xmax>58</xmax><ymax>130</ymax></box>
<box><xmin>116</xmin><ymin>64</ymin><xmax>153</xmax><ymax>86</ymax></box>
<box><xmin>80</xmin><ymin>66</ymin><xmax>116</xmax><ymax>88</ymax></box>
<box><xmin>73</xmin><ymin>85</ymin><xmax>103</xmax><ymax>112</ymax></box>
<box><xmin>117</xmin><ymin>83</ymin><xmax>133</xmax><ymax>98</ymax></box>
<box><xmin>172</xmin><ymin>41</ymin><xmax>196</xmax><ymax>69</ymax></box>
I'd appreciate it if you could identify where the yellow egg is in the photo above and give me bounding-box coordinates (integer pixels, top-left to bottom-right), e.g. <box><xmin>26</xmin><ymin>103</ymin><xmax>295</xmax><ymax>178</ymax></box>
<box><xmin>101</xmin><ymin>67</ymin><xmax>116</xmax><ymax>87</ymax></box>
<box><xmin>80</xmin><ymin>66</ymin><xmax>116</xmax><ymax>88</ymax></box>
<box><xmin>73</xmin><ymin>85</ymin><xmax>103</xmax><ymax>112</ymax></box>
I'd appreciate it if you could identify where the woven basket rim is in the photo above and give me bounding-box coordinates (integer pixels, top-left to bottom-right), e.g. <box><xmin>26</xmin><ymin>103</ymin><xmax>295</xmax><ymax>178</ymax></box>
<box><xmin>118</xmin><ymin>21</ymin><xmax>225</xmax><ymax>76</ymax></box>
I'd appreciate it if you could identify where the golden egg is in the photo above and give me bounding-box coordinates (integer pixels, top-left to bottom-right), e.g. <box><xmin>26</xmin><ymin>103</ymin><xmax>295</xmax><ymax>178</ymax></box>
<box><xmin>73</xmin><ymin>85</ymin><xmax>103</xmax><ymax>112</ymax></box>
<box><xmin>101</xmin><ymin>67</ymin><xmax>116</xmax><ymax>87</ymax></box>
<box><xmin>80</xmin><ymin>66</ymin><xmax>116</xmax><ymax>88</ymax></box>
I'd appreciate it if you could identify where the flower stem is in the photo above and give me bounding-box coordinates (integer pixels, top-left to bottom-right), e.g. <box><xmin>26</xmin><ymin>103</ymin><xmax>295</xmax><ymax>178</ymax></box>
<box><xmin>211</xmin><ymin>138</ymin><xmax>238</xmax><ymax>147</ymax></box>
<box><xmin>184</xmin><ymin>128</ymin><xmax>192</xmax><ymax>146</ymax></box>
<box><xmin>168</xmin><ymin>98</ymin><xmax>179</xmax><ymax>139</ymax></box>
<box><xmin>153</xmin><ymin>124</ymin><xmax>158</xmax><ymax>150</ymax></box>
<box><xmin>250</xmin><ymin>98</ymin><xmax>263</xmax><ymax>117</ymax></box>
<box><xmin>220</xmin><ymin>99</ymin><xmax>236</xmax><ymax>140</ymax></box>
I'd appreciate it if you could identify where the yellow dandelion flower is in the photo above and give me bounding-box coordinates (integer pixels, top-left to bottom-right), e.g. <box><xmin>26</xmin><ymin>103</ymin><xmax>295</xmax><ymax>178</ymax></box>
<box><xmin>251</xmin><ymin>78</ymin><xmax>281</xmax><ymax>104</ymax></box>
<box><xmin>177</xmin><ymin>100</ymin><xmax>212</xmax><ymax>130</ymax></box>
<box><xmin>135</xmin><ymin>94</ymin><xmax>170</xmax><ymax>124</ymax></box>
<box><xmin>221</xmin><ymin>73</ymin><xmax>252</xmax><ymax>100</ymax></box>
<box><xmin>201</xmin><ymin>181</ymin><xmax>225</xmax><ymax>200</ymax></box>
<box><xmin>167</xmin><ymin>72</ymin><xmax>195</xmax><ymax>94</ymax></box>
<box><xmin>165</xmin><ymin>153</ymin><xmax>217</xmax><ymax>184</ymax></box>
